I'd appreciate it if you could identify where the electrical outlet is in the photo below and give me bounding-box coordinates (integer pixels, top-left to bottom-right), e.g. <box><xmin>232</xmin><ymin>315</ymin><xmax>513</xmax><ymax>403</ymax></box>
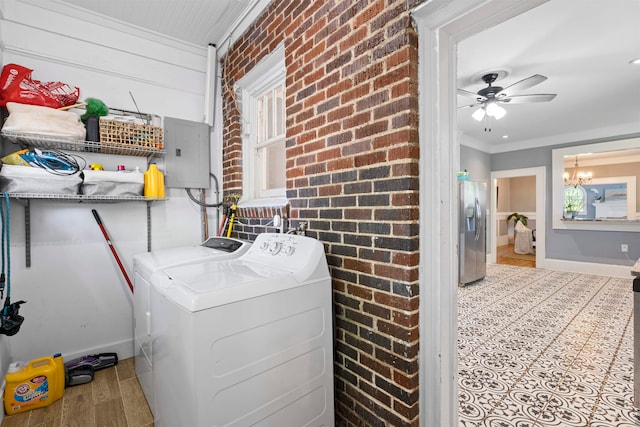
<box><xmin>621</xmin><ymin>244</ymin><xmax>629</xmax><ymax>253</ymax></box>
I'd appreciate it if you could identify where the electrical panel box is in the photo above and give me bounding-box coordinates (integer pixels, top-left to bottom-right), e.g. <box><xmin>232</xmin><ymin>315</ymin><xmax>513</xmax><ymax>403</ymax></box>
<box><xmin>163</xmin><ymin>117</ymin><xmax>210</xmax><ymax>189</ymax></box>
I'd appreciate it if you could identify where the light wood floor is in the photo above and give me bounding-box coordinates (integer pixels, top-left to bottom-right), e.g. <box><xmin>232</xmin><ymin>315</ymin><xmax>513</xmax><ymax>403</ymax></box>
<box><xmin>496</xmin><ymin>243</ymin><xmax>536</xmax><ymax>268</ymax></box>
<box><xmin>1</xmin><ymin>357</ymin><xmax>153</xmax><ymax>427</ymax></box>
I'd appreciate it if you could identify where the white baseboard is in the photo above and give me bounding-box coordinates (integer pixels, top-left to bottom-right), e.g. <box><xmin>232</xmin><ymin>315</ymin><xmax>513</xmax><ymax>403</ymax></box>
<box><xmin>497</xmin><ymin>235</ymin><xmax>509</xmax><ymax>246</ymax></box>
<box><xmin>476</xmin><ymin>254</ymin><xmax>631</xmax><ymax>278</ymax></box>
<box><xmin>63</xmin><ymin>338</ymin><xmax>134</xmax><ymax>363</ymax></box>
<box><xmin>541</xmin><ymin>258</ymin><xmax>634</xmax><ymax>278</ymax></box>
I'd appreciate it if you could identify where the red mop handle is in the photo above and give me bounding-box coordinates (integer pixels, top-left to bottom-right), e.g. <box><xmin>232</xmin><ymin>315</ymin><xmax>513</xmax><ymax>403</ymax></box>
<box><xmin>92</xmin><ymin>209</ymin><xmax>134</xmax><ymax>294</ymax></box>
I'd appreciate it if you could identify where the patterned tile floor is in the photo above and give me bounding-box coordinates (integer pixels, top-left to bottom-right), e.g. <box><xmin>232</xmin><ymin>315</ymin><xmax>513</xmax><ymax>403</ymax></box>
<box><xmin>458</xmin><ymin>264</ymin><xmax>640</xmax><ymax>426</ymax></box>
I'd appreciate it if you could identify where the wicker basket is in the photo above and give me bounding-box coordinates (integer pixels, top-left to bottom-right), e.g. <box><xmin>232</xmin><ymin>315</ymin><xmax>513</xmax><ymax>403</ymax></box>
<box><xmin>99</xmin><ymin>117</ymin><xmax>163</xmax><ymax>154</ymax></box>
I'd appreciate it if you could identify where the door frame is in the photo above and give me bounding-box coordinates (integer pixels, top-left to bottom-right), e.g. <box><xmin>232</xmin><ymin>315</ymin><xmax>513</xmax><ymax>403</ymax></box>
<box><xmin>412</xmin><ymin>0</ymin><xmax>549</xmax><ymax>425</ymax></box>
<box><xmin>489</xmin><ymin>167</ymin><xmax>546</xmax><ymax>267</ymax></box>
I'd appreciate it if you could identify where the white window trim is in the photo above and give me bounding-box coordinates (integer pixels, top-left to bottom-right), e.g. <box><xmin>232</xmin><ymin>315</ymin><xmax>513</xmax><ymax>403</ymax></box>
<box><xmin>235</xmin><ymin>43</ymin><xmax>286</xmax><ymax>203</ymax></box>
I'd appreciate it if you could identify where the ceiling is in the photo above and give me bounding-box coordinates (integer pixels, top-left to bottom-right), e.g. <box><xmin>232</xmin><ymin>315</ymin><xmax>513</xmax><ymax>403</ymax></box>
<box><xmin>457</xmin><ymin>0</ymin><xmax>640</xmax><ymax>153</ymax></box>
<box><xmin>57</xmin><ymin>0</ymin><xmax>263</xmax><ymax>48</ymax></box>
<box><xmin>58</xmin><ymin>0</ymin><xmax>640</xmax><ymax>155</ymax></box>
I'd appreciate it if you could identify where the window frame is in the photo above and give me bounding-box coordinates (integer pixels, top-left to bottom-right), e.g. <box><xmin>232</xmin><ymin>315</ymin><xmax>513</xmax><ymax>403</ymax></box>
<box><xmin>235</xmin><ymin>43</ymin><xmax>286</xmax><ymax>203</ymax></box>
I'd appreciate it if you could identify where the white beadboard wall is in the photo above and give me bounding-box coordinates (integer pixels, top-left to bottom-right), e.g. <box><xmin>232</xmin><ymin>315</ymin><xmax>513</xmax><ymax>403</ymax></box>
<box><xmin>0</xmin><ymin>0</ymin><xmax>217</xmax><ymax>379</ymax></box>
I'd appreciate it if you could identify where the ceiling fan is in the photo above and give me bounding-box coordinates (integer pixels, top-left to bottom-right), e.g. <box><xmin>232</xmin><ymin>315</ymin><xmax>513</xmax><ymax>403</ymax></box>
<box><xmin>458</xmin><ymin>73</ymin><xmax>557</xmax><ymax>123</ymax></box>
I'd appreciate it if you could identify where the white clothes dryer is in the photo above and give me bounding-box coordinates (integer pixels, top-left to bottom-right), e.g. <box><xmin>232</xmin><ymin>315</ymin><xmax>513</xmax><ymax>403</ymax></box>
<box><xmin>132</xmin><ymin>236</ymin><xmax>251</xmax><ymax>415</ymax></box>
<box><xmin>149</xmin><ymin>233</ymin><xmax>334</xmax><ymax>426</ymax></box>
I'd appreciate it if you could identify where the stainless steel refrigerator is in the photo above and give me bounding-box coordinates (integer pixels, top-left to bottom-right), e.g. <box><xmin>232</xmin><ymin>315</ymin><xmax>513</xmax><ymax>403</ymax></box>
<box><xmin>458</xmin><ymin>180</ymin><xmax>487</xmax><ymax>285</ymax></box>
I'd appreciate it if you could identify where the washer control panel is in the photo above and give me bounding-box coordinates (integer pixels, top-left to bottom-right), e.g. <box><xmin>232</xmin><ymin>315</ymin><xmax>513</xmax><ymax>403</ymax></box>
<box><xmin>246</xmin><ymin>233</ymin><xmax>322</xmax><ymax>265</ymax></box>
<box><xmin>257</xmin><ymin>235</ymin><xmax>297</xmax><ymax>257</ymax></box>
<box><xmin>243</xmin><ymin>233</ymin><xmax>328</xmax><ymax>280</ymax></box>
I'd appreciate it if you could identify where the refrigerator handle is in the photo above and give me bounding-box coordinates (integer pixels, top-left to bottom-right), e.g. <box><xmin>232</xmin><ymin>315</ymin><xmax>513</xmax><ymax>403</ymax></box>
<box><xmin>474</xmin><ymin>197</ymin><xmax>481</xmax><ymax>241</ymax></box>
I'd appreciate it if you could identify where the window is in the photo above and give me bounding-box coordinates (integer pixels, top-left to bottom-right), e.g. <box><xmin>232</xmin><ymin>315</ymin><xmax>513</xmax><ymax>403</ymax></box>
<box><xmin>564</xmin><ymin>186</ymin><xmax>586</xmax><ymax>214</ymax></box>
<box><xmin>255</xmin><ymin>83</ymin><xmax>285</xmax><ymax>196</ymax></box>
<box><xmin>236</xmin><ymin>44</ymin><xmax>286</xmax><ymax>202</ymax></box>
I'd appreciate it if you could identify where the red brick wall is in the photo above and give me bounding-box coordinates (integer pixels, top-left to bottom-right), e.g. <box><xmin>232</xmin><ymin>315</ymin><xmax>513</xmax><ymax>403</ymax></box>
<box><xmin>221</xmin><ymin>1</ymin><xmax>422</xmax><ymax>425</ymax></box>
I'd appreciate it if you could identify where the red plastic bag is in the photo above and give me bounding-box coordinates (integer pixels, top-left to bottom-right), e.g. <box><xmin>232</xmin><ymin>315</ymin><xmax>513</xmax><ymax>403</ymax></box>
<box><xmin>0</xmin><ymin>64</ymin><xmax>80</xmax><ymax>108</ymax></box>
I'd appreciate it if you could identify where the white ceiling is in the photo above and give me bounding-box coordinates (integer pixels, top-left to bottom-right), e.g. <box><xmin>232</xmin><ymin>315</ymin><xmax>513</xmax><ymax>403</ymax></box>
<box><xmin>58</xmin><ymin>0</ymin><xmax>640</xmax><ymax>154</ymax></box>
<box><xmin>457</xmin><ymin>0</ymin><xmax>640</xmax><ymax>153</ymax></box>
<box><xmin>57</xmin><ymin>0</ymin><xmax>262</xmax><ymax>48</ymax></box>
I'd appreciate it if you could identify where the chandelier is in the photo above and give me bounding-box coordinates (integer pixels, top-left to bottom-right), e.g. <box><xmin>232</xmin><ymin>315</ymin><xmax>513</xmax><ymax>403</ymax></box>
<box><xmin>563</xmin><ymin>156</ymin><xmax>592</xmax><ymax>188</ymax></box>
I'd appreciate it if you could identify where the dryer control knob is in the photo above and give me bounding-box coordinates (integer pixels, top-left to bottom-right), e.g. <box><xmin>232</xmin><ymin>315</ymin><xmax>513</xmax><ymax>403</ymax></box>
<box><xmin>283</xmin><ymin>245</ymin><xmax>295</xmax><ymax>255</ymax></box>
<box><xmin>269</xmin><ymin>241</ymin><xmax>282</xmax><ymax>255</ymax></box>
<box><xmin>259</xmin><ymin>241</ymin><xmax>269</xmax><ymax>251</ymax></box>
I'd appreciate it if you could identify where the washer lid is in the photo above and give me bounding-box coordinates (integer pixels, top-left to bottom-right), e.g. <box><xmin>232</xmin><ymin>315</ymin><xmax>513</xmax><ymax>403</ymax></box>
<box><xmin>157</xmin><ymin>260</ymin><xmax>295</xmax><ymax>312</ymax></box>
<box><xmin>133</xmin><ymin>238</ymin><xmax>251</xmax><ymax>278</ymax></box>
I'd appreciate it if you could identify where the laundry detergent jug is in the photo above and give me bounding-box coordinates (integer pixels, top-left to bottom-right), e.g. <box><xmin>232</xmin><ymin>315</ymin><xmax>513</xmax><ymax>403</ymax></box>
<box><xmin>4</xmin><ymin>354</ymin><xmax>64</xmax><ymax>415</ymax></box>
<box><xmin>144</xmin><ymin>163</ymin><xmax>165</xmax><ymax>198</ymax></box>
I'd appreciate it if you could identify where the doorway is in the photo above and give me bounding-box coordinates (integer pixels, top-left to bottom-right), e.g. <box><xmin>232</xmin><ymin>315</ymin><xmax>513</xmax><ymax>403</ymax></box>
<box><xmin>497</xmin><ymin>182</ymin><xmax>536</xmax><ymax>266</ymax></box>
<box><xmin>490</xmin><ymin>167</ymin><xmax>546</xmax><ymax>269</ymax></box>
<box><xmin>413</xmin><ymin>1</ymin><xmax>549</xmax><ymax>425</ymax></box>
<box><xmin>496</xmin><ymin>175</ymin><xmax>537</xmax><ymax>267</ymax></box>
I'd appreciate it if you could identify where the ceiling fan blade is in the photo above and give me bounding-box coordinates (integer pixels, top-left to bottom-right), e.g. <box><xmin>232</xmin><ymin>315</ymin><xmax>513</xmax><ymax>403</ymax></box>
<box><xmin>496</xmin><ymin>74</ymin><xmax>547</xmax><ymax>97</ymax></box>
<box><xmin>500</xmin><ymin>94</ymin><xmax>557</xmax><ymax>104</ymax></box>
<box><xmin>457</xmin><ymin>88</ymin><xmax>485</xmax><ymax>101</ymax></box>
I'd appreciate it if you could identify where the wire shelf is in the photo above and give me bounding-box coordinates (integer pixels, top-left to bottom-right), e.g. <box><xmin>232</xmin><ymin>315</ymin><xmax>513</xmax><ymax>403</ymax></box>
<box><xmin>6</xmin><ymin>193</ymin><xmax>166</xmax><ymax>202</ymax></box>
<box><xmin>1</xmin><ymin>131</ymin><xmax>166</xmax><ymax>157</ymax></box>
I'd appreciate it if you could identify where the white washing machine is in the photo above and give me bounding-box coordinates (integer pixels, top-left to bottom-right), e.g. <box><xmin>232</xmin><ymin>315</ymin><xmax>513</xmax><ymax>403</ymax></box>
<box><xmin>133</xmin><ymin>237</ymin><xmax>251</xmax><ymax>416</ymax></box>
<box><xmin>149</xmin><ymin>233</ymin><xmax>334</xmax><ymax>426</ymax></box>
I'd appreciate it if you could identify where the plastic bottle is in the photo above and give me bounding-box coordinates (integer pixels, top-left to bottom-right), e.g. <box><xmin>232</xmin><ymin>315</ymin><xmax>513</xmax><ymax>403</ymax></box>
<box><xmin>4</xmin><ymin>355</ymin><xmax>65</xmax><ymax>415</ymax></box>
<box><xmin>144</xmin><ymin>163</ymin><xmax>165</xmax><ymax>198</ymax></box>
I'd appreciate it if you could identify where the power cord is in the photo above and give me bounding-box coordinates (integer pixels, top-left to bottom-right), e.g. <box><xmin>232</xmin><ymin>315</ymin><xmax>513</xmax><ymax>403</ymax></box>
<box><xmin>185</xmin><ymin>173</ymin><xmax>224</xmax><ymax>207</ymax></box>
<box><xmin>0</xmin><ymin>193</ymin><xmax>26</xmax><ymax>336</ymax></box>
<box><xmin>23</xmin><ymin>148</ymin><xmax>86</xmax><ymax>175</ymax></box>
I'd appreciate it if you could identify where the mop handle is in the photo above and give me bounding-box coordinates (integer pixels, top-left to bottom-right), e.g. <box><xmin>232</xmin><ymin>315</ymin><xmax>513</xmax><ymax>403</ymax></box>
<box><xmin>92</xmin><ymin>210</ymin><xmax>134</xmax><ymax>294</ymax></box>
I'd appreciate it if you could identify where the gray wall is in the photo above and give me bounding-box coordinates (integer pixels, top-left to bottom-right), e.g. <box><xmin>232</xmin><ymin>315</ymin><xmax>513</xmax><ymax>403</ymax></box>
<box><xmin>460</xmin><ymin>145</ymin><xmax>491</xmax><ymax>183</ymax></box>
<box><xmin>491</xmin><ymin>136</ymin><xmax>640</xmax><ymax>266</ymax></box>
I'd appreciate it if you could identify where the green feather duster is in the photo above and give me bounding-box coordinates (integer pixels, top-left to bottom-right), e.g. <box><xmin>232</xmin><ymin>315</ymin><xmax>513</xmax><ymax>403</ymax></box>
<box><xmin>80</xmin><ymin>98</ymin><xmax>109</xmax><ymax>122</ymax></box>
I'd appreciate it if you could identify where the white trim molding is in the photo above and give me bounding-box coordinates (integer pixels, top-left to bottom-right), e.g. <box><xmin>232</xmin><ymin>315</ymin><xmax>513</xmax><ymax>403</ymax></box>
<box><xmin>544</xmin><ymin>258</ymin><xmax>635</xmax><ymax>279</ymax></box>
<box><xmin>552</xmin><ymin>137</ymin><xmax>640</xmax><ymax>231</ymax></box>
<box><xmin>413</xmin><ymin>1</ymin><xmax>548</xmax><ymax>425</ymax></box>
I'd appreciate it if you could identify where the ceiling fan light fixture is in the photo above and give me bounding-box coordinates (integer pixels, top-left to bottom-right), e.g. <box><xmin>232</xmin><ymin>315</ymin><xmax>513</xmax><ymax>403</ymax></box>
<box><xmin>486</xmin><ymin>102</ymin><xmax>507</xmax><ymax>120</ymax></box>
<box><xmin>472</xmin><ymin>107</ymin><xmax>486</xmax><ymax>121</ymax></box>
<box><xmin>459</xmin><ymin>72</ymin><xmax>555</xmax><ymax>128</ymax></box>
